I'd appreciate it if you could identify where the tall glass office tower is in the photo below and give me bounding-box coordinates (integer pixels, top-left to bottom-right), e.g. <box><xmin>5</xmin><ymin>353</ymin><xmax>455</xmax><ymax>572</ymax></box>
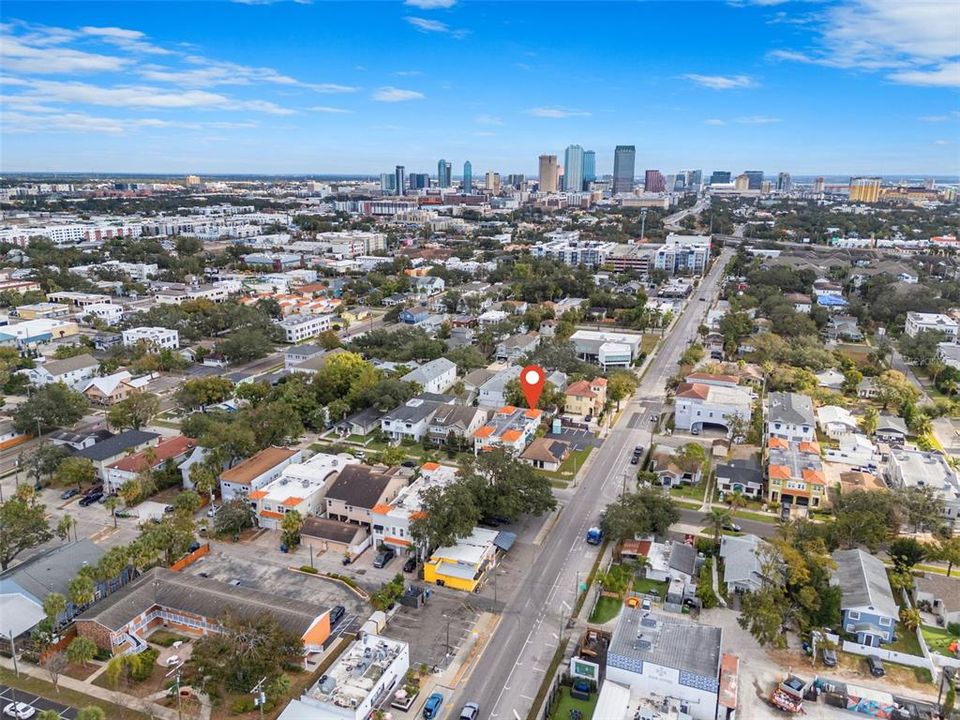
<box><xmin>463</xmin><ymin>161</ymin><xmax>472</xmax><ymax>193</ymax></box>
<box><xmin>612</xmin><ymin>145</ymin><xmax>636</xmax><ymax>195</ymax></box>
<box><xmin>563</xmin><ymin>145</ymin><xmax>584</xmax><ymax>193</ymax></box>
<box><xmin>582</xmin><ymin>150</ymin><xmax>596</xmax><ymax>190</ymax></box>
<box><xmin>437</xmin><ymin>159</ymin><xmax>452</xmax><ymax>188</ymax></box>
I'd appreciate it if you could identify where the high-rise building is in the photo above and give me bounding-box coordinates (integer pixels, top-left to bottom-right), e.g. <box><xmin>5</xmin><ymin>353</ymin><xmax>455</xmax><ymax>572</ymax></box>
<box><xmin>710</xmin><ymin>171</ymin><xmax>731</xmax><ymax>185</ymax></box>
<box><xmin>539</xmin><ymin>155</ymin><xmax>558</xmax><ymax>193</ymax></box>
<box><xmin>437</xmin><ymin>159</ymin><xmax>452</xmax><ymax>188</ymax></box>
<box><xmin>673</xmin><ymin>173</ymin><xmax>686</xmax><ymax>192</ymax></box>
<box><xmin>688</xmin><ymin>169</ymin><xmax>703</xmax><ymax>192</ymax></box>
<box><xmin>612</xmin><ymin>146</ymin><xmax>636</xmax><ymax>195</ymax></box>
<box><xmin>813</xmin><ymin>177</ymin><xmax>825</xmax><ymax>194</ymax></box>
<box><xmin>395</xmin><ymin>165</ymin><xmax>405</xmax><ymax>196</ymax></box>
<box><xmin>776</xmin><ymin>172</ymin><xmax>792</xmax><ymax>192</ymax></box>
<box><xmin>485</xmin><ymin>171</ymin><xmax>501</xmax><ymax>195</ymax></box>
<box><xmin>644</xmin><ymin>170</ymin><xmax>665</xmax><ymax>193</ymax></box>
<box><xmin>185</xmin><ymin>175</ymin><xmax>201</xmax><ymax>187</ymax></box>
<box><xmin>564</xmin><ymin>145</ymin><xmax>584</xmax><ymax>193</ymax></box>
<box><xmin>582</xmin><ymin>150</ymin><xmax>596</xmax><ymax>190</ymax></box>
<box><xmin>463</xmin><ymin>161</ymin><xmax>473</xmax><ymax>193</ymax></box>
<box><xmin>761</xmin><ymin>180</ymin><xmax>773</xmax><ymax>194</ymax></box>
<box><xmin>745</xmin><ymin>170</ymin><xmax>764</xmax><ymax>190</ymax></box>
<box><xmin>380</xmin><ymin>173</ymin><xmax>396</xmax><ymax>193</ymax></box>
<box><xmin>505</xmin><ymin>174</ymin><xmax>525</xmax><ymax>189</ymax></box>
<box><xmin>409</xmin><ymin>173</ymin><xmax>430</xmax><ymax>190</ymax></box>
<box><xmin>924</xmin><ymin>177</ymin><xmax>936</xmax><ymax>190</ymax></box>
<box><xmin>734</xmin><ymin>174</ymin><xmax>750</xmax><ymax>191</ymax></box>
<box><xmin>849</xmin><ymin>177</ymin><xmax>882</xmax><ymax>203</ymax></box>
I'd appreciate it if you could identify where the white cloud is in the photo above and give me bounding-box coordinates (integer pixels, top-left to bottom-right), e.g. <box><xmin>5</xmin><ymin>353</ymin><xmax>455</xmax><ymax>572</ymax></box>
<box><xmin>682</xmin><ymin>73</ymin><xmax>757</xmax><ymax>89</ymax></box>
<box><xmin>371</xmin><ymin>86</ymin><xmax>424</xmax><ymax>102</ymax></box>
<box><xmin>80</xmin><ymin>25</ymin><xmax>172</xmax><ymax>55</ymax></box>
<box><xmin>404</xmin><ymin>0</ymin><xmax>456</xmax><ymax>8</ymax></box>
<box><xmin>919</xmin><ymin>115</ymin><xmax>948</xmax><ymax>122</ymax></box>
<box><xmin>404</xmin><ymin>16</ymin><xmax>468</xmax><ymax>37</ymax></box>
<box><xmin>768</xmin><ymin>0</ymin><xmax>960</xmax><ymax>87</ymax></box>
<box><xmin>140</xmin><ymin>59</ymin><xmax>358</xmax><ymax>93</ymax></box>
<box><xmin>888</xmin><ymin>62</ymin><xmax>960</xmax><ymax>88</ymax></box>
<box><xmin>473</xmin><ymin>131</ymin><xmax>496</xmax><ymax>137</ymax></box>
<box><xmin>12</xmin><ymin>78</ymin><xmax>295</xmax><ymax>114</ymax></box>
<box><xmin>475</xmin><ymin>114</ymin><xmax>503</xmax><ymax>125</ymax></box>
<box><xmin>735</xmin><ymin>115</ymin><xmax>782</xmax><ymax>124</ymax></box>
<box><xmin>525</xmin><ymin>107</ymin><xmax>591</xmax><ymax>118</ymax></box>
<box><xmin>934</xmin><ymin>139</ymin><xmax>954</xmax><ymax>145</ymax></box>
<box><xmin>0</xmin><ymin>36</ymin><xmax>128</xmax><ymax>74</ymax></box>
<box><xmin>703</xmin><ymin>118</ymin><xmax>726</xmax><ymax>125</ymax></box>
<box><xmin>392</xmin><ymin>70</ymin><xmax>423</xmax><ymax>77</ymax></box>
<box><xmin>310</xmin><ymin>106</ymin><xmax>352</xmax><ymax>113</ymax></box>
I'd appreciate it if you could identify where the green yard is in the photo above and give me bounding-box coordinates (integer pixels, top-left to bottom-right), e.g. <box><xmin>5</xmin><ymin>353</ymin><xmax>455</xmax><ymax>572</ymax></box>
<box><xmin>921</xmin><ymin>625</ymin><xmax>960</xmax><ymax>655</ymax></box>
<box><xmin>548</xmin><ymin>686</ymin><xmax>598</xmax><ymax>720</ymax></box>
<box><xmin>588</xmin><ymin>596</ymin><xmax>622</xmax><ymax>624</ymax></box>
<box><xmin>641</xmin><ymin>334</ymin><xmax>660</xmax><ymax>356</ymax></box>
<box><xmin>887</xmin><ymin>625</ymin><xmax>924</xmax><ymax>657</ymax></box>
<box><xmin>634</xmin><ymin>578</ymin><xmax>668</xmax><ymax>596</ymax></box>
<box><xmin>669</xmin><ymin>482</ymin><xmax>706</xmax><ymax>502</ymax></box>
<box><xmin>538</xmin><ymin>446</ymin><xmax>594</xmax><ymax>484</ymax></box>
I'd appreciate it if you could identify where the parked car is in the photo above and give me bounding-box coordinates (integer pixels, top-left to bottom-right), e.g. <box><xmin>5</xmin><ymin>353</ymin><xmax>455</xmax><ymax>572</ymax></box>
<box><xmin>3</xmin><ymin>703</ymin><xmax>35</xmax><ymax>719</ymax></box>
<box><xmin>641</xmin><ymin>597</ymin><xmax>652</xmax><ymax>611</ymax></box>
<box><xmin>166</xmin><ymin>655</ymin><xmax>181</xmax><ymax>666</ymax></box>
<box><xmin>822</xmin><ymin>648</ymin><xmax>837</xmax><ymax>667</ymax></box>
<box><xmin>329</xmin><ymin>605</ymin><xmax>345</xmax><ymax>626</ymax></box>
<box><xmin>866</xmin><ymin>655</ymin><xmax>885</xmax><ymax>677</ymax></box>
<box><xmin>403</xmin><ymin>556</ymin><xmax>417</xmax><ymax>573</ymax></box>
<box><xmin>60</xmin><ymin>488</ymin><xmax>79</xmax><ymax>500</ymax></box>
<box><xmin>228</xmin><ymin>579</ymin><xmax>242</xmax><ymax>587</ymax></box>
<box><xmin>79</xmin><ymin>492</ymin><xmax>103</xmax><ymax>506</ymax></box>
<box><xmin>373</xmin><ymin>548</ymin><xmax>396</xmax><ymax>568</ymax></box>
<box><xmin>459</xmin><ymin>702</ymin><xmax>480</xmax><ymax>720</ymax></box>
<box><xmin>83</xmin><ymin>484</ymin><xmax>103</xmax><ymax>497</ymax></box>
<box><xmin>164</xmin><ymin>505</ymin><xmax>175</xmax><ymax>513</ymax></box>
<box><xmin>422</xmin><ymin>692</ymin><xmax>444</xmax><ymax>720</ymax></box>
<box><xmin>722</xmin><ymin>522</ymin><xmax>742</xmax><ymax>532</ymax></box>
<box><xmin>630</xmin><ymin>455</ymin><xmax>639</xmax><ymax>465</ymax></box>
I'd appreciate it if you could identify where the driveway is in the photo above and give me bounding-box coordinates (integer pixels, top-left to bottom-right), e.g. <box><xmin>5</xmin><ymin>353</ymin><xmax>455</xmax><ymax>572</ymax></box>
<box><xmin>543</xmin><ymin>428</ymin><xmax>600</xmax><ymax>451</ymax></box>
<box><xmin>0</xmin><ymin>685</ymin><xmax>77</xmax><ymax>719</ymax></box>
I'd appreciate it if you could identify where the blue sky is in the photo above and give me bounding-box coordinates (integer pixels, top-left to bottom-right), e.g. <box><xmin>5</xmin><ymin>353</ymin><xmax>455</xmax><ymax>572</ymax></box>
<box><xmin>1</xmin><ymin>0</ymin><xmax>958</xmax><ymax>176</ymax></box>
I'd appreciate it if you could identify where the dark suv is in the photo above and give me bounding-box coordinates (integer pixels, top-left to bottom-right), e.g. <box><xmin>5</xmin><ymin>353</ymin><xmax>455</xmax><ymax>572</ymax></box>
<box><xmin>373</xmin><ymin>548</ymin><xmax>395</xmax><ymax>568</ymax></box>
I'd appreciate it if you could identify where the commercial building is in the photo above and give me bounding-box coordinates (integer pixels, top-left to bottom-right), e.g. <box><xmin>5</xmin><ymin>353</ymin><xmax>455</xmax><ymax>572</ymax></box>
<box><xmin>283</xmin><ymin>633</ymin><xmax>409</xmax><ymax>720</ymax></box>
<box><xmin>394</xmin><ymin>165</ymin><xmax>405</xmax><ymax>196</ymax></box>
<box><xmin>849</xmin><ymin>177</ymin><xmax>882</xmax><ymax>203</ymax></box>
<box><xmin>709</xmin><ymin>171</ymin><xmax>731</xmax><ymax>185</ymax></box>
<box><xmin>485</xmin><ymin>171</ymin><xmax>501</xmax><ymax>195</ymax></box>
<box><xmin>462</xmin><ymin>160</ymin><xmax>473</xmax><ymax>193</ymax></box>
<box><xmin>745</xmin><ymin>170</ymin><xmax>764</xmax><ymax>190</ymax></box>
<box><xmin>570</xmin><ymin>329</ymin><xmax>643</xmax><ymax>369</ymax></box>
<box><xmin>121</xmin><ymin>326</ymin><xmax>180</xmax><ymax>350</ymax></box>
<box><xmin>655</xmin><ymin>234</ymin><xmax>711</xmax><ymax>276</ymax></box>
<box><xmin>380</xmin><ymin>173</ymin><xmax>396</xmax><ymax>193</ymax></box>
<box><xmin>538</xmin><ymin>155</ymin><xmax>558</xmax><ymax>193</ymax></box>
<box><xmin>582</xmin><ymin>150</ymin><xmax>596</xmax><ymax>188</ymax></box>
<box><xmin>531</xmin><ymin>231</ymin><xmax>614</xmax><ymax>269</ymax></box>
<box><xmin>904</xmin><ymin>311</ymin><xmax>959</xmax><ymax>340</ymax></box>
<box><xmin>605</xmin><ymin>608</ymin><xmax>722</xmax><ymax>720</ymax></box>
<box><xmin>674</xmin><ymin>376</ymin><xmax>752</xmax><ymax>434</ymax></box>
<box><xmin>218</xmin><ymin>446</ymin><xmax>302</xmax><ymax>502</ymax></box>
<box><xmin>423</xmin><ymin>526</ymin><xmax>502</xmax><ymax>592</ymax></box>
<box><xmin>612</xmin><ymin>145</ymin><xmax>636</xmax><ymax>195</ymax></box>
<box><xmin>277</xmin><ymin>313</ymin><xmax>334</xmax><ymax>343</ymax></box>
<box><xmin>371</xmin><ymin>463</ymin><xmax>458</xmax><ymax>551</ymax></box>
<box><xmin>564</xmin><ymin>145</ymin><xmax>584</xmax><ymax>193</ymax></box>
<box><xmin>437</xmin><ymin>159</ymin><xmax>452</xmax><ymax>188</ymax></box>
<box><xmin>644</xmin><ymin>169</ymin><xmax>666</xmax><ymax>193</ymax></box>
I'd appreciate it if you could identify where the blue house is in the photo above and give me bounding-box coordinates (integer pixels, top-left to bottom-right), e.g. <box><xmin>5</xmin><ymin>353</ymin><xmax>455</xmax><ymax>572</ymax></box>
<box><xmin>399</xmin><ymin>307</ymin><xmax>429</xmax><ymax>325</ymax></box>
<box><xmin>831</xmin><ymin>549</ymin><xmax>899</xmax><ymax>647</ymax></box>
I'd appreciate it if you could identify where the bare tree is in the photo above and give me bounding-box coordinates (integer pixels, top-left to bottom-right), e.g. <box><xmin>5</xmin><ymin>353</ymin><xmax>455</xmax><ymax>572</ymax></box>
<box><xmin>44</xmin><ymin>651</ymin><xmax>69</xmax><ymax>692</ymax></box>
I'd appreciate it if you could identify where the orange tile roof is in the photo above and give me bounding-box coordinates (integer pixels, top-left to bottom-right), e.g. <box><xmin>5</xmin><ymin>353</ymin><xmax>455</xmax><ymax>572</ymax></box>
<box><xmin>769</xmin><ymin>465</ymin><xmax>791</xmax><ymax>480</ymax></box>
<box><xmin>524</xmin><ymin>408</ymin><xmax>541</xmax><ymax>419</ymax></box>
<box><xmin>802</xmin><ymin>468</ymin><xmax>825</xmax><ymax>484</ymax></box>
<box><xmin>592</xmin><ymin>377</ymin><xmax>607</xmax><ymax>386</ymax></box>
<box><xmin>248</xmin><ymin>490</ymin><xmax>268</xmax><ymax>500</ymax></box>
<box><xmin>474</xmin><ymin>426</ymin><xmax>494</xmax><ymax>438</ymax></box>
<box><xmin>260</xmin><ymin>510</ymin><xmax>284</xmax><ymax>520</ymax></box>
<box><xmin>675</xmin><ymin>383</ymin><xmax>709</xmax><ymax>400</ymax></box>
<box><xmin>371</xmin><ymin>503</ymin><xmax>393</xmax><ymax>515</ymax></box>
<box><xmin>108</xmin><ymin>436</ymin><xmax>196</xmax><ymax>473</ymax></box>
<box><xmin>687</xmin><ymin>372</ymin><xmax>739</xmax><ymax>385</ymax></box>
<box><xmin>798</xmin><ymin>441</ymin><xmax>821</xmax><ymax>455</ymax></box>
<box><xmin>501</xmin><ymin>429</ymin><xmax>523</xmax><ymax>443</ymax></box>
<box><xmin>385</xmin><ymin>536</ymin><xmax>412</xmax><ymax>547</ymax></box>
<box><xmin>497</xmin><ymin>405</ymin><xmax>517</xmax><ymax>415</ymax></box>
<box><xmin>767</xmin><ymin>437</ymin><xmax>789</xmax><ymax>450</ymax></box>
<box><xmin>410</xmin><ymin>511</ymin><xmax>428</xmax><ymax>521</ymax></box>
<box><xmin>566</xmin><ymin>380</ymin><xmax>596</xmax><ymax>398</ymax></box>
<box><xmin>302</xmin><ymin>615</ymin><xmax>330</xmax><ymax>648</ymax></box>
<box><xmin>281</xmin><ymin>496</ymin><xmax>304</xmax><ymax>507</ymax></box>
<box><xmin>421</xmin><ymin>462</ymin><xmax>440</xmax><ymax>471</ymax></box>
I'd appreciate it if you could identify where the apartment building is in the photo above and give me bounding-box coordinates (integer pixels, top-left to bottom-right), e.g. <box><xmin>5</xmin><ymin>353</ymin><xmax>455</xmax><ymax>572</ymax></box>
<box><xmin>276</xmin><ymin>313</ymin><xmax>334</xmax><ymax>343</ymax></box>
<box><xmin>122</xmin><ymin>326</ymin><xmax>180</xmax><ymax>350</ymax></box>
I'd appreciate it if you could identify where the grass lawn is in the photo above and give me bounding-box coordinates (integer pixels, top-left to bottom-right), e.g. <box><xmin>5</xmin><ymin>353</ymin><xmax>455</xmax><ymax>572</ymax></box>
<box><xmin>548</xmin><ymin>686</ymin><xmax>598</xmax><ymax>720</ymax></box>
<box><xmin>921</xmin><ymin>625</ymin><xmax>959</xmax><ymax>655</ymax></box>
<box><xmin>0</xmin><ymin>668</ymin><xmax>148</xmax><ymax>719</ymax></box>
<box><xmin>887</xmin><ymin>625</ymin><xmax>924</xmax><ymax>657</ymax></box>
<box><xmin>669</xmin><ymin>483</ymin><xmax>705</xmax><ymax>502</ymax></box>
<box><xmin>641</xmin><ymin>334</ymin><xmax>660</xmax><ymax>356</ymax></box>
<box><xmin>634</xmin><ymin>578</ymin><xmax>668</xmax><ymax>596</ymax></box>
<box><xmin>734</xmin><ymin>509</ymin><xmax>778</xmax><ymax>524</ymax></box>
<box><xmin>538</xmin><ymin>447</ymin><xmax>594</xmax><ymax>482</ymax></box>
<box><xmin>588</xmin><ymin>596</ymin><xmax>622</xmax><ymax>624</ymax></box>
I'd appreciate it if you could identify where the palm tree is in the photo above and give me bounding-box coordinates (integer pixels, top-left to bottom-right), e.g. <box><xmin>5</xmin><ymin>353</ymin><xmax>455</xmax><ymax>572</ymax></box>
<box><xmin>103</xmin><ymin>496</ymin><xmax>121</xmax><ymax>529</ymax></box>
<box><xmin>727</xmin><ymin>489</ymin><xmax>747</xmax><ymax>517</ymax></box>
<box><xmin>706</xmin><ymin>507</ymin><xmax>732</xmax><ymax>546</ymax></box>
<box><xmin>861</xmin><ymin>407</ymin><xmax>879</xmax><ymax>436</ymax></box>
<box><xmin>928</xmin><ymin>358</ymin><xmax>946</xmax><ymax>385</ymax></box>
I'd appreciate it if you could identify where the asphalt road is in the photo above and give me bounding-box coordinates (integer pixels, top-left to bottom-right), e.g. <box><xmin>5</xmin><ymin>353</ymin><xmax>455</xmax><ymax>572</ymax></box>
<box><xmin>677</xmin><ymin>508</ymin><xmax>776</xmax><ymax>539</ymax></box>
<box><xmin>450</xmin><ymin>247</ymin><xmax>733</xmax><ymax>720</ymax></box>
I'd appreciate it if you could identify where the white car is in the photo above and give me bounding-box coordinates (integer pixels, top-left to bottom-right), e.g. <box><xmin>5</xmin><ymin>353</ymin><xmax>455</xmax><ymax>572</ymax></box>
<box><xmin>3</xmin><ymin>703</ymin><xmax>36</xmax><ymax>719</ymax></box>
<box><xmin>166</xmin><ymin>655</ymin><xmax>181</xmax><ymax>666</ymax></box>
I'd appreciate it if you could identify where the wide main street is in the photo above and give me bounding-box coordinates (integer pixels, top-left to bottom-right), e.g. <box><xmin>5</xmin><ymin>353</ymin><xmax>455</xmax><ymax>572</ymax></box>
<box><xmin>452</xmin><ymin>247</ymin><xmax>733</xmax><ymax>720</ymax></box>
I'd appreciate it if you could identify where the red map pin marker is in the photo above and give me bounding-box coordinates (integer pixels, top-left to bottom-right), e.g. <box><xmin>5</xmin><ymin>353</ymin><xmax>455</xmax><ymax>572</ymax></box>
<box><xmin>519</xmin><ymin>365</ymin><xmax>546</xmax><ymax>409</ymax></box>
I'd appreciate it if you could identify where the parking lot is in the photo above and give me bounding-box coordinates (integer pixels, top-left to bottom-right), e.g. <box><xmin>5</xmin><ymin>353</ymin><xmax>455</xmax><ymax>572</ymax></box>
<box><xmin>543</xmin><ymin>427</ymin><xmax>600</xmax><ymax>452</ymax></box>
<box><xmin>0</xmin><ymin>685</ymin><xmax>77</xmax><ymax>719</ymax></box>
<box><xmin>387</xmin><ymin>589</ymin><xmax>482</xmax><ymax>670</ymax></box>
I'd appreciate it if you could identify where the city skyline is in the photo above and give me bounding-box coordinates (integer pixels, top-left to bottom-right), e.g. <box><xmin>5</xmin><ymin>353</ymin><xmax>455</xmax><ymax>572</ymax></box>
<box><xmin>1</xmin><ymin>0</ymin><xmax>958</xmax><ymax>175</ymax></box>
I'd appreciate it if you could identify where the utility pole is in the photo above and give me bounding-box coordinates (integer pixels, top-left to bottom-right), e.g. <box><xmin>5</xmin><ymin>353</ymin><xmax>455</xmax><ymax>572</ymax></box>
<box><xmin>165</xmin><ymin>663</ymin><xmax>184</xmax><ymax>720</ymax></box>
<box><xmin>251</xmin><ymin>676</ymin><xmax>268</xmax><ymax>720</ymax></box>
<box><xmin>640</xmin><ymin>208</ymin><xmax>648</xmax><ymax>242</ymax></box>
<box><xmin>8</xmin><ymin>630</ymin><xmax>19</xmax><ymax>678</ymax></box>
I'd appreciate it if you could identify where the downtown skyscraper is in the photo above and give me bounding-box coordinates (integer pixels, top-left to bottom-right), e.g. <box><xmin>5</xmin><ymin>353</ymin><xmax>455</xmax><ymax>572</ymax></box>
<box><xmin>582</xmin><ymin>150</ymin><xmax>596</xmax><ymax>190</ymax></box>
<box><xmin>612</xmin><ymin>145</ymin><xmax>636</xmax><ymax>195</ymax></box>
<box><xmin>463</xmin><ymin>161</ymin><xmax>473</xmax><ymax>193</ymax></box>
<box><xmin>539</xmin><ymin>155</ymin><xmax>558</xmax><ymax>193</ymax></box>
<box><xmin>563</xmin><ymin>144</ymin><xmax>584</xmax><ymax>193</ymax></box>
<box><xmin>394</xmin><ymin>165</ymin><xmax>405</xmax><ymax>196</ymax></box>
<box><xmin>437</xmin><ymin>159</ymin><xmax>452</xmax><ymax>188</ymax></box>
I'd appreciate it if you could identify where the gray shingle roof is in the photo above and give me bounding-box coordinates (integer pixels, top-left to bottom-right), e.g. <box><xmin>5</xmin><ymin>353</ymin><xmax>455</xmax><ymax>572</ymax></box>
<box><xmin>402</xmin><ymin>358</ymin><xmax>456</xmax><ymax>386</ymax></box>
<box><xmin>0</xmin><ymin>540</ymin><xmax>105</xmax><ymax>603</ymax></box>
<box><xmin>668</xmin><ymin>542</ymin><xmax>697</xmax><ymax>577</ymax></box>
<box><xmin>832</xmin><ymin>548</ymin><xmax>899</xmax><ymax>619</ymax></box>
<box><xmin>40</xmin><ymin>354</ymin><xmax>99</xmax><ymax>377</ymax></box>
<box><xmin>325</xmin><ymin>465</ymin><xmax>397</xmax><ymax>508</ymax></box>
<box><xmin>77</xmin><ymin>567</ymin><xmax>323</xmax><ymax>636</ymax></box>
<box><xmin>76</xmin><ymin>429</ymin><xmax>159</xmax><ymax>461</ymax></box>
<box><xmin>767</xmin><ymin>392</ymin><xmax>815</xmax><ymax>426</ymax></box>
